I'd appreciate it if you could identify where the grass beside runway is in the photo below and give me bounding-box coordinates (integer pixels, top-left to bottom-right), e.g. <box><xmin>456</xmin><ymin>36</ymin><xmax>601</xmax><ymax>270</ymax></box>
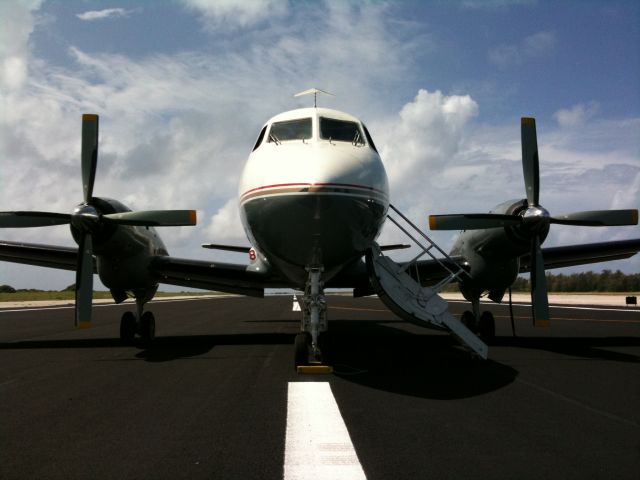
<box><xmin>0</xmin><ymin>290</ymin><xmax>223</xmax><ymax>302</ymax></box>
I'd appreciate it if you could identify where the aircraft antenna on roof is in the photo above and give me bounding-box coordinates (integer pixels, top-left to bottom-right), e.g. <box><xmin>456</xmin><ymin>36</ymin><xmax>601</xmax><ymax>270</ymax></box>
<box><xmin>294</xmin><ymin>88</ymin><xmax>334</xmax><ymax>108</ymax></box>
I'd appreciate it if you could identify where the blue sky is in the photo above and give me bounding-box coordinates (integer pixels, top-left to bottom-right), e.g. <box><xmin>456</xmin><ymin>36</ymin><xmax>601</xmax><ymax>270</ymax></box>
<box><xmin>1</xmin><ymin>0</ymin><xmax>639</xmax><ymax>289</ymax></box>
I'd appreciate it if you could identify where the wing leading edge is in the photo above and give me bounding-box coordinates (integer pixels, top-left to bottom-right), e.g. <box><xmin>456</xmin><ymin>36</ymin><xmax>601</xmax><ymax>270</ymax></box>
<box><xmin>0</xmin><ymin>240</ymin><xmax>85</xmax><ymax>272</ymax></box>
<box><xmin>0</xmin><ymin>240</ymin><xmax>288</xmax><ymax>297</ymax></box>
<box><xmin>520</xmin><ymin>239</ymin><xmax>640</xmax><ymax>273</ymax></box>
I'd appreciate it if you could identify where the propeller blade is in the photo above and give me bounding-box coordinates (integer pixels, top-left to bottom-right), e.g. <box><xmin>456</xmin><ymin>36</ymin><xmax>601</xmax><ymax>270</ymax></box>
<box><xmin>521</xmin><ymin>117</ymin><xmax>540</xmax><ymax>207</ymax></box>
<box><xmin>0</xmin><ymin>211</ymin><xmax>70</xmax><ymax>228</ymax></box>
<box><xmin>81</xmin><ymin>114</ymin><xmax>99</xmax><ymax>203</ymax></box>
<box><xmin>551</xmin><ymin>209</ymin><xmax>638</xmax><ymax>227</ymax></box>
<box><xmin>429</xmin><ymin>213</ymin><xmax>522</xmax><ymax>230</ymax></box>
<box><xmin>75</xmin><ymin>233</ymin><xmax>94</xmax><ymax>329</ymax></box>
<box><xmin>530</xmin><ymin>235</ymin><xmax>550</xmax><ymax>327</ymax></box>
<box><xmin>103</xmin><ymin>210</ymin><xmax>197</xmax><ymax>227</ymax></box>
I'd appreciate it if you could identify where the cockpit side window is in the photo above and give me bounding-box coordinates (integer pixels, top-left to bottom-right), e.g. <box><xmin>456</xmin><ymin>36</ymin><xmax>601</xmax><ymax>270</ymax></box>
<box><xmin>363</xmin><ymin>125</ymin><xmax>378</xmax><ymax>153</ymax></box>
<box><xmin>268</xmin><ymin>118</ymin><xmax>312</xmax><ymax>143</ymax></box>
<box><xmin>252</xmin><ymin>125</ymin><xmax>267</xmax><ymax>151</ymax></box>
<box><xmin>320</xmin><ymin>117</ymin><xmax>365</xmax><ymax>145</ymax></box>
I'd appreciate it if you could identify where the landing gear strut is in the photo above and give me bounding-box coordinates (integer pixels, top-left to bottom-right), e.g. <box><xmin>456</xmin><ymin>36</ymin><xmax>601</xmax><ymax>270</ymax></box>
<box><xmin>295</xmin><ymin>267</ymin><xmax>328</xmax><ymax>368</ymax></box>
<box><xmin>119</xmin><ymin>298</ymin><xmax>155</xmax><ymax>346</ymax></box>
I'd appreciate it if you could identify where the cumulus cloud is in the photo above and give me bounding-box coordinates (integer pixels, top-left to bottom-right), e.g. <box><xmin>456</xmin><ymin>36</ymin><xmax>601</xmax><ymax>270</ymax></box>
<box><xmin>205</xmin><ymin>199</ymin><xmax>247</xmax><ymax>245</ymax></box>
<box><xmin>0</xmin><ymin>0</ymin><xmax>43</xmax><ymax>91</ymax></box>
<box><xmin>379</xmin><ymin>89</ymin><xmax>479</xmax><ymax>197</ymax></box>
<box><xmin>488</xmin><ymin>31</ymin><xmax>555</xmax><ymax>67</ymax></box>
<box><xmin>76</xmin><ymin>8</ymin><xmax>135</xmax><ymax>21</ymax></box>
<box><xmin>554</xmin><ymin>102</ymin><xmax>599</xmax><ymax>128</ymax></box>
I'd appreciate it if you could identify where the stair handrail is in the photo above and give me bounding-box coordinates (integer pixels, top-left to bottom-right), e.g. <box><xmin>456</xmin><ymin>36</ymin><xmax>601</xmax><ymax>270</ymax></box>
<box><xmin>386</xmin><ymin>204</ymin><xmax>471</xmax><ymax>289</ymax></box>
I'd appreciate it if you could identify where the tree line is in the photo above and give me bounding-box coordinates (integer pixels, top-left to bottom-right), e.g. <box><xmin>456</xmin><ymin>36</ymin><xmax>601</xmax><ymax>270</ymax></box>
<box><xmin>510</xmin><ymin>270</ymin><xmax>639</xmax><ymax>292</ymax></box>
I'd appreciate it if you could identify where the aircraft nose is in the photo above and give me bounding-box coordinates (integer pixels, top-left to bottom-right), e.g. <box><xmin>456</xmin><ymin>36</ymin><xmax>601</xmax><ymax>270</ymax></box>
<box><xmin>309</xmin><ymin>147</ymin><xmax>387</xmax><ymax>194</ymax></box>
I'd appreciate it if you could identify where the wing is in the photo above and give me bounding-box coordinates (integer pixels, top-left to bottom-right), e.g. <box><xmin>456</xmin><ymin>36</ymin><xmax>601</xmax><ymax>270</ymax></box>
<box><xmin>520</xmin><ymin>239</ymin><xmax>640</xmax><ymax>272</ymax></box>
<box><xmin>149</xmin><ymin>256</ymin><xmax>289</xmax><ymax>297</ymax></box>
<box><xmin>0</xmin><ymin>240</ymin><xmax>91</xmax><ymax>271</ymax></box>
<box><xmin>0</xmin><ymin>240</ymin><xmax>288</xmax><ymax>297</ymax></box>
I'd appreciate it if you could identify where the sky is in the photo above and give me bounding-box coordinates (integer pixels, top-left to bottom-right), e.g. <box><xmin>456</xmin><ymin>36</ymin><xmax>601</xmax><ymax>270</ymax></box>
<box><xmin>0</xmin><ymin>0</ymin><xmax>639</xmax><ymax>290</ymax></box>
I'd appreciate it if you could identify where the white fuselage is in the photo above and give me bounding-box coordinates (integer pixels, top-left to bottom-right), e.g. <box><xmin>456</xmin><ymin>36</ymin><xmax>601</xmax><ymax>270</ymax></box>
<box><xmin>238</xmin><ymin>107</ymin><xmax>389</xmax><ymax>285</ymax></box>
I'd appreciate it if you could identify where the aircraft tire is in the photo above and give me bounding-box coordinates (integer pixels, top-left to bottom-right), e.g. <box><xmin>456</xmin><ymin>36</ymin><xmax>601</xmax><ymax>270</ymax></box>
<box><xmin>318</xmin><ymin>331</ymin><xmax>332</xmax><ymax>365</ymax></box>
<box><xmin>294</xmin><ymin>332</ymin><xmax>310</xmax><ymax>369</ymax></box>
<box><xmin>120</xmin><ymin>311</ymin><xmax>136</xmax><ymax>345</ymax></box>
<box><xmin>139</xmin><ymin>311</ymin><xmax>156</xmax><ymax>346</ymax></box>
<box><xmin>461</xmin><ymin>311</ymin><xmax>476</xmax><ymax>332</ymax></box>
<box><xmin>478</xmin><ymin>311</ymin><xmax>496</xmax><ymax>343</ymax></box>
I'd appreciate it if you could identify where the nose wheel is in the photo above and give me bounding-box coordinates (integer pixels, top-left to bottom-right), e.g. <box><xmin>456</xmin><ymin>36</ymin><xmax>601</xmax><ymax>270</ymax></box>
<box><xmin>294</xmin><ymin>332</ymin><xmax>312</xmax><ymax>368</ymax></box>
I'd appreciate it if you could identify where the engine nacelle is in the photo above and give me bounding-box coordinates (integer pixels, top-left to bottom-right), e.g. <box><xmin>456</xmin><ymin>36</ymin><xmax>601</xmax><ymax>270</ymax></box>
<box><xmin>70</xmin><ymin>197</ymin><xmax>167</xmax><ymax>293</ymax></box>
<box><xmin>451</xmin><ymin>199</ymin><xmax>544</xmax><ymax>302</ymax></box>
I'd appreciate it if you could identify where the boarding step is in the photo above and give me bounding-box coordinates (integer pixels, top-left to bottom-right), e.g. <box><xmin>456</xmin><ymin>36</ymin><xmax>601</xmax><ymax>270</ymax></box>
<box><xmin>367</xmin><ymin>243</ymin><xmax>488</xmax><ymax>359</ymax></box>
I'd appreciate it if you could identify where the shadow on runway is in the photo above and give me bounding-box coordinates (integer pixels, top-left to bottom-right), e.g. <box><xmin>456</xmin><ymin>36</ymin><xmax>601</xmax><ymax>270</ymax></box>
<box><xmin>0</xmin><ymin>332</ymin><xmax>295</xmax><ymax>363</ymax></box>
<box><xmin>325</xmin><ymin>318</ymin><xmax>640</xmax><ymax>399</ymax></box>
<box><xmin>326</xmin><ymin>319</ymin><xmax>518</xmax><ymax>400</ymax></box>
<box><xmin>135</xmin><ymin>333</ymin><xmax>294</xmax><ymax>362</ymax></box>
<box><xmin>492</xmin><ymin>336</ymin><xmax>640</xmax><ymax>363</ymax></box>
<box><xmin>0</xmin><ymin>338</ymin><xmax>125</xmax><ymax>349</ymax></box>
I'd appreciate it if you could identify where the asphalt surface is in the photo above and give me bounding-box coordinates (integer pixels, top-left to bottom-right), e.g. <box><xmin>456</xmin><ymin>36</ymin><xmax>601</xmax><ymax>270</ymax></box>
<box><xmin>1</xmin><ymin>295</ymin><xmax>639</xmax><ymax>480</ymax></box>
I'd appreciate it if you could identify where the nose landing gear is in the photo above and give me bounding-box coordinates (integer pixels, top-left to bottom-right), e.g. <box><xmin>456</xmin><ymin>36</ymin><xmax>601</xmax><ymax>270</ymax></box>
<box><xmin>295</xmin><ymin>267</ymin><xmax>330</xmax><ymax>370</ymax></box>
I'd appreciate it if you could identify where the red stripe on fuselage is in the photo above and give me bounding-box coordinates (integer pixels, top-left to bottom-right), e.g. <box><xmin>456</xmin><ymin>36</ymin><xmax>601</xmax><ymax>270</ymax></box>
<box><xmin>240</xmin><ymin>182</ymin><xmax>387</xmax><ymax>200</ymax></box>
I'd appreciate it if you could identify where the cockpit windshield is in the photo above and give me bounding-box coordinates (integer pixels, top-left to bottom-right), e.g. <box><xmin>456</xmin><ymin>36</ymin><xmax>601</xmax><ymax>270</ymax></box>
<box><xmin>320</xmin><ymin>117</ymin><xmax>365</xmax><ymax>145</ymax></box>
<box><xmin>268</xmin><ymin>118</ymin><xmax>312</xmax><ymax>143</ymax></box>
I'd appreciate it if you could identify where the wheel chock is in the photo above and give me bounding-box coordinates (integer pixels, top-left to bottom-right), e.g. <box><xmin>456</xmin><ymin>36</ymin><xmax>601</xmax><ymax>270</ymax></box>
<box><xmin>296</xmin><ymin>365</ymin><xmax>333</xmax><ymax>374</ymax></box>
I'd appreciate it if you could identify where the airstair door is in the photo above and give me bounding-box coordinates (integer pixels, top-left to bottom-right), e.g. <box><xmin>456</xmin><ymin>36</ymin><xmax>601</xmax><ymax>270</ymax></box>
<box><xmin>366</xmin><ymin>244</ymin><xmax>488</xmax><ymax>359</ymax></box>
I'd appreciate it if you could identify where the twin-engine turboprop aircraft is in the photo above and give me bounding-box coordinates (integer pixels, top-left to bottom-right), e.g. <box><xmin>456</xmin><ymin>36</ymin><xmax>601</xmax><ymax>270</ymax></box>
<box><xmin>1</xmin><ymin>93</ymin><xmax>639</xmax><ymax>365</ymax></box>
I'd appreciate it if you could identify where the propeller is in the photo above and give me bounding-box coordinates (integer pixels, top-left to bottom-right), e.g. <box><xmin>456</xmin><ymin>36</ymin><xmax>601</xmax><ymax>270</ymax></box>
<box><xmin>0</xmin><ymin>114</ymin><xmax>197</xmax><ymax>328</ymax></box>
<box><xmin>429</xmin><ymin>117</ymin><xmax>638</xmax><ymax>326</ymax></box>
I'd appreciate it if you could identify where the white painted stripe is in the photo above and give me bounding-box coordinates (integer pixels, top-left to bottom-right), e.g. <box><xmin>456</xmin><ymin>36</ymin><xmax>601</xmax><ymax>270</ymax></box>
<box><xmin>292</xmin><ymin>295</ymin><xmax>301</xmax><ymax>312</ymax></box>
<box><xmin>0</xmin><ymin>297</ymin><xmax>223</xmax><ymax>314</ymax></box>
<box><xmin>447</xmin><ymin>300</ymin><xmax>639</xmax><ymax>314</ymax></box>
<box><xmin>284</xmin><ymin>382</ymin><xmax>366</xmax><ymax>480</ymax></box>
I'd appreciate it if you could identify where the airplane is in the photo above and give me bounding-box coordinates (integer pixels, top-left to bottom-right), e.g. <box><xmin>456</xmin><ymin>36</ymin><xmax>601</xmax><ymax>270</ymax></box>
<box><xmin>1</xmin><ymin>91</ymin><xmax>639</xmax><ymax>366</ymax></box>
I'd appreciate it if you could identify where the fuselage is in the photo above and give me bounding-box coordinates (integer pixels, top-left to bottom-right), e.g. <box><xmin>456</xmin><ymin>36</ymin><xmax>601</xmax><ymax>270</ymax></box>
<box><xmin>239</xmin><ymin>108</ymin><xmax>389</xmax><ymax>286</ymax></box>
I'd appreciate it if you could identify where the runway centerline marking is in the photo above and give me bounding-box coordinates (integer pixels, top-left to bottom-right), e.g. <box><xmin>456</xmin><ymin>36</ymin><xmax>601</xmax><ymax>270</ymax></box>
<box><xmin>284</xmin><ymin>382</ymin><xmax>366</xmax><ymax>480</ymax></box>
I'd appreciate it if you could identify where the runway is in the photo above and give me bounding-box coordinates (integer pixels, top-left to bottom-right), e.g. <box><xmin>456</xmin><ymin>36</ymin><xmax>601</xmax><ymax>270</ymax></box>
<box><xmin>1</xmin><ymin>295</ymin><xmax>638</xmax><ymax>479</ymax></box>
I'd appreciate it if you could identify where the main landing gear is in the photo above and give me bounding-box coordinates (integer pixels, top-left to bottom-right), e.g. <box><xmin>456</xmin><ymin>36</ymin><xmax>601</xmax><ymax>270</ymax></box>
<box><xmin>119</xmin><ymin>298</ymin><xmax>155</xmax><ymax>346</ymax></box>
<box><xmin>295</xmin><ymin>267</ymin><xmax>329</xmax><ymax>369</ymax></box>
<box><xmin>461</xmin><ymin>298</ymin><xmax>496</xmax><ymax>343</ymax></box>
